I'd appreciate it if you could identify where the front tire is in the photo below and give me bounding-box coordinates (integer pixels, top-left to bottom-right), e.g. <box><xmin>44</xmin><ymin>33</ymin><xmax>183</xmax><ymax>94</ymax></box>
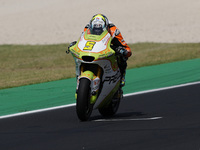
<box><xmin>76</xmin><ymin>78</ymin><xmax>93</xmax><ymax>121</ymax></box>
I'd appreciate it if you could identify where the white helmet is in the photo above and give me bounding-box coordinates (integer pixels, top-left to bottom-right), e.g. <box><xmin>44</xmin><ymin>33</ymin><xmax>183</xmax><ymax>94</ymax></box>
<box><xmin>89</xmin><ymin>14</ymin><xmax>108</xmax><ymax>35</ymax></box>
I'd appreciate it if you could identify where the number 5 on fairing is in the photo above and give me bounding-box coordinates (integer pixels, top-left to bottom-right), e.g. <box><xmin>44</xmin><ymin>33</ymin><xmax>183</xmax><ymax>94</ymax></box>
<box><xmin>83</xmin><ymin>41</ymin><xmax>96</xmax><ymax>50</ymax></box>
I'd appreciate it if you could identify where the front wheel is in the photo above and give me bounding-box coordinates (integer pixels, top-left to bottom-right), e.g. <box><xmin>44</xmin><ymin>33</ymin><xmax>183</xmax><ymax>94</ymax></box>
<box><xmin>76</xmin><ymin>78</ymin><xmax>93</xmax><ymax>121</ymax></box>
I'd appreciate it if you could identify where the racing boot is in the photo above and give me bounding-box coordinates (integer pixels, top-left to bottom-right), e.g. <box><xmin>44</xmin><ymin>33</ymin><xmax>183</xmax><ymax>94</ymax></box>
<box><xmin>120</xmin><ymin>72</ymin><xmax>126</xmax><ymax>87</ymax></box>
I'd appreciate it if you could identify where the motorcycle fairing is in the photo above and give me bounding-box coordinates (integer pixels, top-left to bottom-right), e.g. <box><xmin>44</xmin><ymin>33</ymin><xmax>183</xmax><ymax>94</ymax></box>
<box><xmin>69</xmin><ymin>29</ymin><xmax>121</xmax><ymax>109</ymax></box>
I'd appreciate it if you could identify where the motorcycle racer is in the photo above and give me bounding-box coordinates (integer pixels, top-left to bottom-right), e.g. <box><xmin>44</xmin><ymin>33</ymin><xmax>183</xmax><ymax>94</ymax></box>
<box><xmin>69</xmin><ymin>14</ymin><xmax>132</xmax><ymax>87</ymax></box>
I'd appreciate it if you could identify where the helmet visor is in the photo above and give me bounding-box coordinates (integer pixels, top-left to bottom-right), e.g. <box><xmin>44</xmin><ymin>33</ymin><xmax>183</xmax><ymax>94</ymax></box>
<box><xmin>91</xmin><ymin>26</ymin><xmax>103</xmax><ymax>35</ymax></box>
<box><xmin>90</xmin><ymin>17</ymin><xmax>106</xmax><ymax>35</ymax></box>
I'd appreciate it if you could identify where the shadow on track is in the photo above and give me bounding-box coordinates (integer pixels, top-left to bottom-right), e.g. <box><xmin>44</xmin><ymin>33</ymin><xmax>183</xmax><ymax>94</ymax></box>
<box><xmin>89</xmin><ymin>111</ymin><xmax>146</xmax><ymax>121</ymax></box>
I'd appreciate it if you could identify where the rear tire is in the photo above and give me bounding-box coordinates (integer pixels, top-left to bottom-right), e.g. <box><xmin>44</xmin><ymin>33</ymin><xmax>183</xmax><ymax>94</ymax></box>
<box><xmin>76</xmin><ymin>78</ymin><xmax>93</xmax><ymax>121</ymax></box>
<box><xmin>98</xmin><ymin>90</ymin><xmax>121</xmax><ymax>117</ymax></box>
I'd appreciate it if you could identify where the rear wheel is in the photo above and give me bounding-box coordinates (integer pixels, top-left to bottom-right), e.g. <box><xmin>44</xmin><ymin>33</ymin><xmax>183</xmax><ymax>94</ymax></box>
<box><xmin>76</xmin><ymin>78</ymin><xmax>93</xmax><ymax>121</ymax></box>
<box><xmin>98</xmin><ymin>89</ymin><xmax>122</xmax><ymax>117</ymax></box>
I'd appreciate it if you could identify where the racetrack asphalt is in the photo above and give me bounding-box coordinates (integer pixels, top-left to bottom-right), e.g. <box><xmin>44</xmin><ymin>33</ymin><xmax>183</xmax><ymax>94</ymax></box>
<box><xmin>0</xmin><ymin>83</ymin><xmax>199</xmax><ymax>150</ymax></box>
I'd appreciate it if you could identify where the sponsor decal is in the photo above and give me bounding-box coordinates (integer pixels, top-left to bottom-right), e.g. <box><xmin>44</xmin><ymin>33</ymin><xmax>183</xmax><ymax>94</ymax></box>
<box><xmin>71</xmin><ymin>47</ymin><xmax>80</xmax><ymax>57</ymax></box>
<box><xmin>104</xmin><ymin>64</ymin><xmax>112</xmax><ymax>73</ymax></box>
<box><xmin>103</xmin><ymin>70</ymin><xmax>121</xmax><ymax>84</ymax></box>
<box><xmin>92</xmin><ymin>78</ymin><xmax>100</xmax><ymax>91</ymax></box>
<box><xmin>102</xmin><ymin>33</ymin><xmax>110</xmax><ymax>45</ymax></box>
<box><xmin>115</xmin><ymin>29</ymin><xmax>120</xmax><ymax>36</ymax></box>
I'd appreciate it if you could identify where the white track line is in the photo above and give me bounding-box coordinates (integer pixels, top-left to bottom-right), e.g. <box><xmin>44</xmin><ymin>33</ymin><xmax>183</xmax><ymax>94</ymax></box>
<box><xmin>0</xmin><ymin>104</ymin><xmax>75</xmax><ymax>119</ymax></box>
<box><xmin>124</xmin><ymin>81</ymin><xmax>200</xmax><ymax>97</ymax></box>
<box><xmin>94</xmin><ymin>117</ymin><xmax>163</xmax><ymax>122</ymax></box>
<box><xmin>0</xmin><ymin>81</ymin><xmax>199</xmax><ymax>120</ymax></box>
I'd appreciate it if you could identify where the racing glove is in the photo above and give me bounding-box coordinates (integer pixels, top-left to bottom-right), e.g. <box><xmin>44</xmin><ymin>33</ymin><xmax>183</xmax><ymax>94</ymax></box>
<box><xmin>115</xmin><ymin>46</ymin><xmax>128</xmax><ymax>57</ymax></box>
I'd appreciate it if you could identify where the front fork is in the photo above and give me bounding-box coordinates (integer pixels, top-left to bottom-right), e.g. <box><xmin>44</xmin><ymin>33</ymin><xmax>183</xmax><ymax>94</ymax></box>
<box><xmin>75</xmin><ymin>64</ymin><xmax>102</xmax><ymax>104</ymax></box>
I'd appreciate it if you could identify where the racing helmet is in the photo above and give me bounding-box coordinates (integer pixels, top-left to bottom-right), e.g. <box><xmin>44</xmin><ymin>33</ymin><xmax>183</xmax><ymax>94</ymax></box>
<box><xmin>89</xmin><ymin>14</ymin><xmax>109</xmax><ymax>35</ymax></box>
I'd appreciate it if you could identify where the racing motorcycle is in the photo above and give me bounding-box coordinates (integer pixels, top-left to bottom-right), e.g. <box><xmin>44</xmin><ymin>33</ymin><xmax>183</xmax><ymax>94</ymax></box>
<box><xmin>67</xmin><ymin>29</ymin><xmax>123</xmax><ymax>121</ymax></box>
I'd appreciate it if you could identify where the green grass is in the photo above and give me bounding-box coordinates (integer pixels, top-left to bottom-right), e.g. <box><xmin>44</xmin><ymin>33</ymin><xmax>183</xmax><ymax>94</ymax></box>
<box><xmin>128</xmin><ymin>43</ymin><xmax>200</xmax><ymax>68</ymax></box>
<box><xmin>0</xmin><ymin>43</ymin><xmax>200</xmax><ymax>89</ymax></box>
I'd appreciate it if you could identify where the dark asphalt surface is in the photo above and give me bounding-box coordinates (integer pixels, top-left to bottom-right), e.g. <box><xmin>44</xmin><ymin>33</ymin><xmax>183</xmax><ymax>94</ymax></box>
<box><xmin>0</xmin><ymin>83</ymin><xmax>200</xmax><ymax>150</ymax></box>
